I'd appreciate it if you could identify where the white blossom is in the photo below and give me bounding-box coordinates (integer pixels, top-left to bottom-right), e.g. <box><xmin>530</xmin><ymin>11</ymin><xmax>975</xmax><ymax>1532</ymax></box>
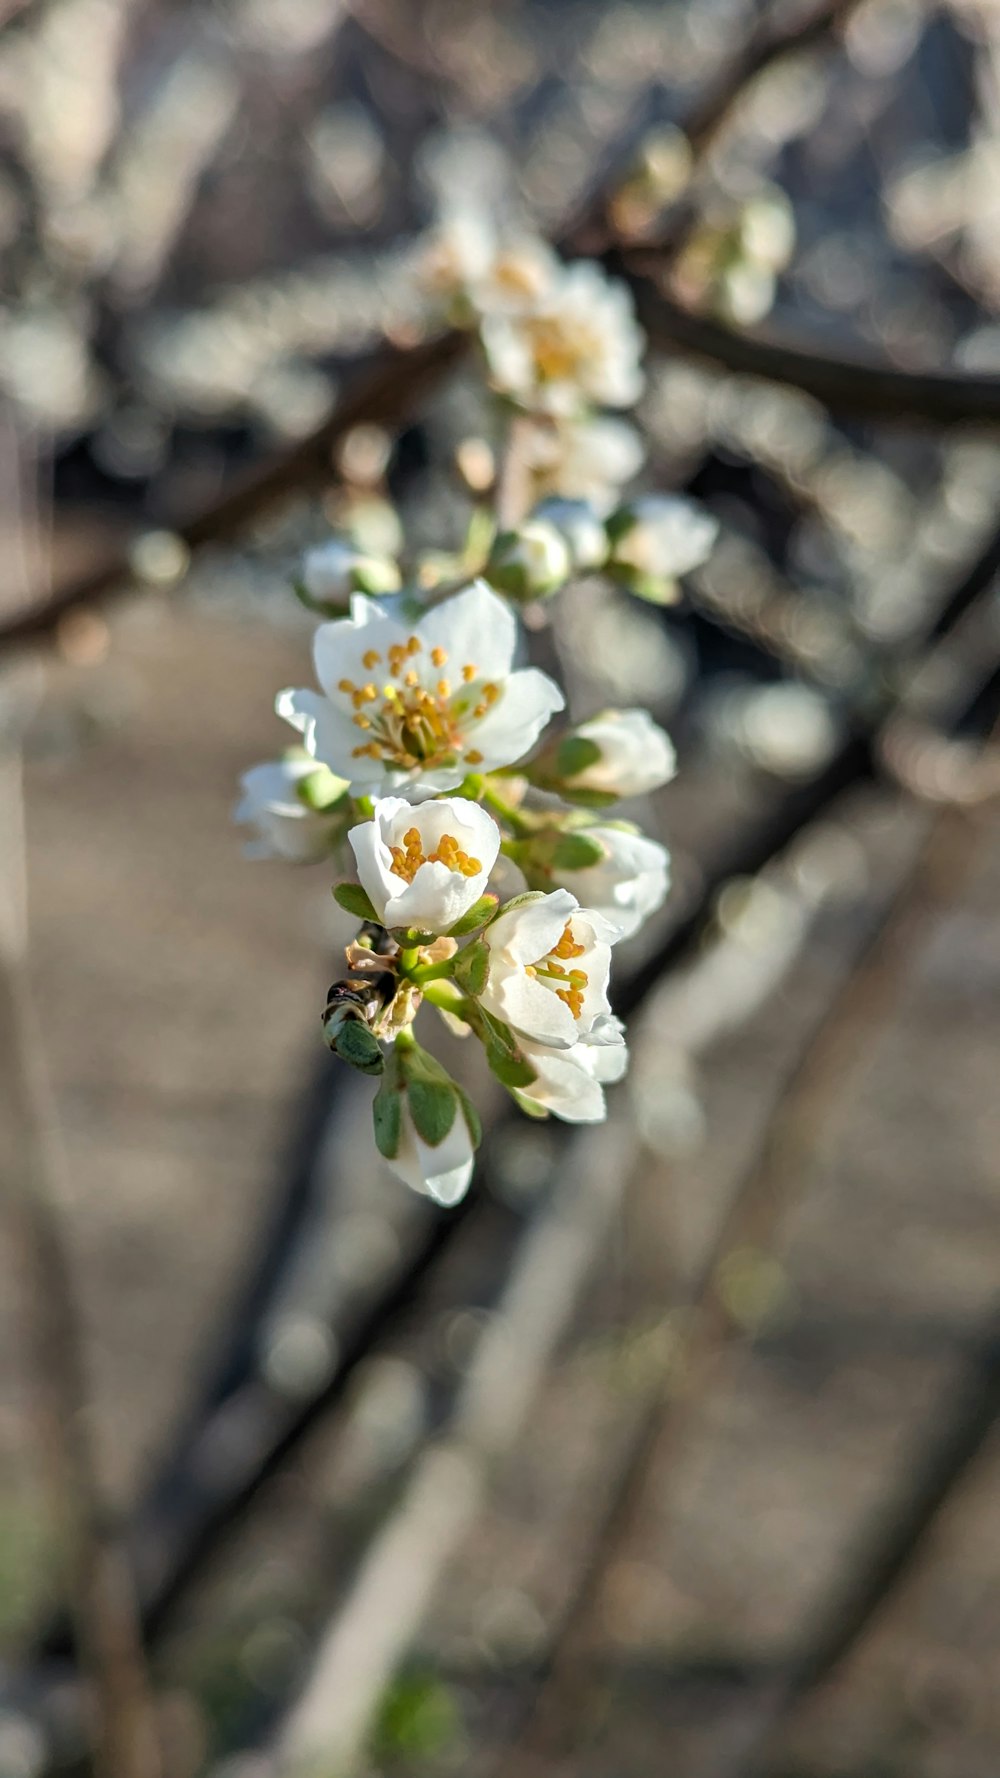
<box><xmin>530</xmin><ymin>498</ymin><xmax>608</xmax><ymax>571</ymax></box>
<box><xmin>524</xmin><ymin>414</ymin><xmax>644</xmax><ymax>508</ymax></box>
<box><xmin>416</xmin><ymin>209</ymin><xmax>495</xmax><ymax>301</ymax></box>
<box><xmin>348</xmin><ymin>796</ymin><xmax>500</xmax><ymax>932</ymax></box>
<box><xmin>564</xmin><ymin>708</ymin><xmax>676</xmax><ymax>798</ymax></box>
<box><xmin>549</xmin><ymin>825</ymin><xmax>669</xmax><ymax>940</ymax></box>
<box><xmin>234</xmin><ymin>758</ymin><xmax>346</xmax><ymax>861</ymax></box>
<box><xmin>301</xmin><ymin>538</ymin><xmax>400</xmax><ymax>601</ymax></box>
<box><xmin>610</xmin><ymin>494</ymin><xmax>718</xmax><ymax>580</ymax></box>
<box><xmin>470</xmin><ymin>237</ymin><xmax>559</xmax><ymax>315</ymax></box>
<box><xmin>277</xmin><ymin>579</ymin><xmax>563</xmax><ymax>800</ymax></box>
<box><xmin>520</xmin><ymin>1015</ymin><xmax>628</xmax><ymax>1123</ymax></box>
<box><xmin>482</xmin><ymin>262</ymin><xmax>645</xmax><ymax>416</ymax></box>
<box><xmin>386</xmin><ymin>1096</ymin><xmax>476</xmax><ymax>1206</ymax></box>
<box><xmin>479</xmin><ymin>888</ymin><xmax>617</xmax><ymax>1049</ymax></box>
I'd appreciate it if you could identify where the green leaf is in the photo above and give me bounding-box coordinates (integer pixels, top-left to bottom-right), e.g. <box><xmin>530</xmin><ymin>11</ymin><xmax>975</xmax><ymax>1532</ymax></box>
<box><xmin>452</xmin><ymin>940</ymin><xmax>489</xmax><ymax>997</ymax></box>
<box><xmin>560</xmin><ymin>787</ymin><xmax>619</xmax><ymax>811</ymax></box>
<box><xmin>448</xmin><ymin>894</ymin><xmax>498</xmax><ymax>937</ymax></box>
<box><xmin>479</xmin><ymin>1010</ymin><xmax>538</xmax><ymax>1089</ymax></box>
<box><xmin>331</xmin><ymin>1018</ymin><xmax>384</xmax><ymax>1076</ymax></box>
<box><xmin>551</xmin><ymin>831</ymin><xmax>607</xmax><ymax>871</ymax></box>
<box><xmin>407</xmin><ymin>1076</ymin><xmax>458</xmax><ymax>1147</ymax></box>
<box><xmin>556</xmin><ymin>736</ymin><xmax>602</xmax><ymax>779</ymax></box>
<box><xmin>333</xmin><ymin>882</ymin><xmax>379</xmax><ymax>921</ymax></box>
<box><xmin>372</xmin><ymin>1079</ymin><xmax>403</xmax><ymax>1159</ymax></box>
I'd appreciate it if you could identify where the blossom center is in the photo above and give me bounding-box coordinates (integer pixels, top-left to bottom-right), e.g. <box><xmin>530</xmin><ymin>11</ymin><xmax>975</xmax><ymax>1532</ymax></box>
<box><xmin>525</xmin><ymin>921</ymin><xmax>589</xmax><ymax>1019</ymax></box>
<box><xmin>389</xmin><ymin>825</ymin><xmax>482</xmax><ymax>884</ymax></box>
<box><xmin>527</xmin><ymin>318</ymin><xmax>585</xmax><ymax>385</ymax></box>
<box><xmin>341</xmin><ymin>636</ymin><xmax>499</xmax><ymax>772</ymax></box>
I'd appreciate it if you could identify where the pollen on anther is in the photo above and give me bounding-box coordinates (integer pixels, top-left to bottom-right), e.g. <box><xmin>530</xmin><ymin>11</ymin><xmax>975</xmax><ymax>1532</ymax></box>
<box><xmin>431</xmin><ymin>645</ymin><xmax>448</xmax><ymax>667</ymax></box>
<box><xmin>407</xmin><ymin>635</ymin><xmax>422</xmax><ymax>654</ymax></box>
<box><xmin>404</xmin><ymin>669</ymin><xmax>420</xmax><ymax>688</ymax></box>
<box><xmin>338</xmin><ymin>677</ymin><xmax>356</xmax><ymax>694</ymax></box>
<box><xmin>462</xmin><ymin>663</ymin><xmax>477</xmax><ymax>683</ymax></box>
<box><xmin>437</xmin><ymin>678</ymin><xmax>451</xmax><ymax>699</ymax></box>
<box><xmin>362</xmin><ymin>649</ymin><xmax>381</xmax><ymax>669</ymax></box>
<box><xmin>465</xmin><ymin>749</ymin><xmax>484</xmax><ymax>765</ymax></box>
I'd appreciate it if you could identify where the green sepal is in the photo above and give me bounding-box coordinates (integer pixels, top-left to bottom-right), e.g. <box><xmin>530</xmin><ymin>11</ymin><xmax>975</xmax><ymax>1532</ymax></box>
<box><xmin>456</xmin><ymin>1087</ymin><xmax>482</xmax><ymax>1150</ymax></box>
<box><xmin>511</xmin><ymin>1087</ymin><xmax>549</xmax><ymax>1119</ymax></box>
<box><xmin>407</xmin><ymin>1075</ymin><xmax>458</xmax><ymax>1147</ymax></box>
<box><xmin>452</xmin><ymin>940</ymin><xmax>489</xmax><ymax>997</ymax></box>
<box><xmin>603</xmin><ymin>506</ymin><xmax>633</xmax><ymax>546</ymax></box>
<box><xmin>558</xmin><ymin>787</ymin><xmax>618</xmax><ymax>811</ymax></box>
<box><xmin>556</xmin><ymin>736</ymin><xmax>602</xmax><ymax>779</ymax></box>
<box><xmin>372</xmin><ymin>1076</ymin><xmax>403</xmax><ymax>1159</ymax></box>
<box><xmin>331</xmin><ymin>1018</ymin><xmax>384</xmax><ymax>1076</ymax></box>
<box><xmin>551</xmin><ymin>831</ymin><xmax>606</xmax><ymax>871</ymax></box>
<box><xmin>622</xmin><ymin>572</ymin><xmax>680</xmax><ymax>608</ymax></box>
<box><xmin>292</xmin><ymin>578</ymin><xmax>347</xmax><ymax>618</ymax></box>
<box><xmin>448</xmin><ymin>895</ymin><xmax>498</xmax><ymax>937</ymax></box>
<box><xmin>296</xmin><ymin>764</ymin><xmax>349</xmax><ymax>813</ymax></box>
<box><xmin>333</xmin><ymin>882</ymin><xmax>379</xmax><ymax>921</ymax></box>
<box><xmin>478</xmin><ymin>1009</ymin><xmax>538</xmax><ymax>1090</ymax></box>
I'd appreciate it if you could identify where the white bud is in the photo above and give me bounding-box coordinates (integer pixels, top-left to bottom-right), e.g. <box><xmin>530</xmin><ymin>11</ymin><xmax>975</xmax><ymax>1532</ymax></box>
<box><xmin>609</xmin><ymin>494</ymin><xmax>718</xmax><ymax>580</ymax></box>
<box><xmin>530</xmin><ymin>498</ymin><xmax>608</xmax><ymax>572</ymax></box>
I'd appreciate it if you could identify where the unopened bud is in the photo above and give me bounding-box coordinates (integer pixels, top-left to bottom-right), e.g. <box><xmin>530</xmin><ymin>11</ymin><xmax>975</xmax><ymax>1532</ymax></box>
<box><xmin>486</xmin><ymin>520</ymin><xmax>572</xmax><ymax>601</ymax></box>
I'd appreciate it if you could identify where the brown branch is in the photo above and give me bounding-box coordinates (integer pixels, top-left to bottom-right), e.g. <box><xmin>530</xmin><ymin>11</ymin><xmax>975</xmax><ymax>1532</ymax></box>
<box><xmin>0</xmin><ymin>331</ymin><xmax>468</xmax><ymax>655</ymax></box>
<box><xmin>617</xmin><ymin>256</ymin><xmax>1000</xmax><ymax>426</ymax></box>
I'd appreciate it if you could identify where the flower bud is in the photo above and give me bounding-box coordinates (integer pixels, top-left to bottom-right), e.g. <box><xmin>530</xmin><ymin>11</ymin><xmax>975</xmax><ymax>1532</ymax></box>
<box><xmin>606</xmin><ymin>494</ymin><xmax>718</xmax><ymax>604</ymax></box>
<box><xmin>299</xmin><ymin>538</ymin><xmax>401</xmax><ymax>609</ymax></box>
<box><xmin>486</xmin><ymin>520</ymin><xmax>573</xmax><ymax>601</ymax></box>
<box><xmin>537</xmin><ymin>709</ymin><xmax>677</xmax><ymax>802</ymax></box>
<box><xmin>530</xmin><ymin>498</ymin><xmax>608</xmax><ymax>572</ymax></box>
<box><xmin>373</xmin><ymin>1040</ymin><xmax>481</xmax><ymax>1206</ymax></box>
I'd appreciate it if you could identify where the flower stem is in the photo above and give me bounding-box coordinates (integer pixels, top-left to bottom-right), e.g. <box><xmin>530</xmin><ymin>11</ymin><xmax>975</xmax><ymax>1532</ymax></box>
<box><xmin>482</xmin><ymin>782</ymin><xmax>534</xmax><ymax>837</ymax></box>
<box><xmin>408</xmin><ymin>959</ymin><xmax>457</xmax><ymax>987</ymax></box>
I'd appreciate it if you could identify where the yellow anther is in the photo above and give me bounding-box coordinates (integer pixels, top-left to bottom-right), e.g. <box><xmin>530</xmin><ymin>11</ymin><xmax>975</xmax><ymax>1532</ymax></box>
<box><xmin>462</xmin><ymin>663</ymin><xmax>477</xmax><ymax>683</ymax></box>
<box><xmin>353</xmin><ymin>714</ymin><xmax>372</xmax><ymax>729</ymax></box>
<box><xmin>481</xmin><ymin>682</ymin><xmax>500</xmax><ymax>706</ymax></box>
<box><xmin>338</xmin><ymin>677</ymin><xmax>356</xmax><ymax>694</ymax></box>
<box><xmin>431</xmin><ymin>645</ymin><xmax>448</xmax><ymax>667</ymax></box>
<box><xmin>465</xmin><ymin>749</ymin><xmax>483</xmax><ymax>765</ymax></box>
<box><xmin>362</xmin><ymin>649</ymin><xmax>381</xmax><ymax>669</ymax></box>
<box><xmin>407</xmin><ymin>635</ymin><xmax>422</xmax><ymax>654</ymax></box>
<box><xmin>473</xmin><ymin>702</ymin><xmax>487</xmax><ymax>719</ymax></box>
<box><xmin>437</xmin><ymin>678</ymin><xmax>451</xmax><ymax>699</ymax></box>
<box><xmin>404</xmin><ymin>669</ymin><xmax>420</xmax><ymax>687</ymax></box>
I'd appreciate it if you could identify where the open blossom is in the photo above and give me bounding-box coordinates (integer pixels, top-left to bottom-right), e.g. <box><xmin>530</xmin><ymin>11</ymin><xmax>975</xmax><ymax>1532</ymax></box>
<box><xmin>348</xmin><ymin>796</ymin><xmax>499</xmax><ymax>932</ymax></box>
<box><xmin>549</xmin><ymin>826</ymin><xmax>669</xmax><ymax>940</ymax></box>
<box><xmin>234</xmin><ymin>758</ymin><xmax>347</xmax><ymax>861</ymax></box>
<box><xmin>565</xmin><ymin>708</ymin><xmax>676</xmax><ymax>798</ymax></box>
<box><xmin>386</xmin><ymin>1095</ymin><xmax>477</xmax><ymax>1206</ymax></box>
<box><xmin>482</xmin><ymin>262</ymin><xmax>645</xmax><ymax>417</ymax></box>
<box><xmin>609</xmin><ymin>494</ymin><xmax>719</xmax><ymax>580</ymax></box>
<box><xmin>520</xmin><ymin>1016</ymin><xmax>628</xmax><ymax>1123</ymax></box>
<box><xmin>479</xmin><ymin>888</ymin><xmax>617</xmax><ymax>1049</ymax></box>
<box><xmin>277</xmin><ymin>580</ymin><xmax>563</xmax><ymax>800</ymax></box>
<box><xmin>524</xmin><ymin>414</ymin><xmax>644</xmax><ymax>508</ymax></box>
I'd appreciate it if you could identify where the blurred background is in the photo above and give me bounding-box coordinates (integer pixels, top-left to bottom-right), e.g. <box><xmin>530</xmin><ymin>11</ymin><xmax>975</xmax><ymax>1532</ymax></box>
<box><xmin>1</xmin><ymin>1</ymin><xmax>1000</xmax><ymax>1775</ymax></box>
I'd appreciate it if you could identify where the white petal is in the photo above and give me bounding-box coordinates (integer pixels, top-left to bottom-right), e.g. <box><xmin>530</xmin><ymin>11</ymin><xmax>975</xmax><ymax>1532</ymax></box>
<box><xmin>486</xmin><ymin>889</ymin><xmax>578</xmax><ymax>966</ymax></box>
<box><xmin>420</xmin><ymin>579</ymin><xmax>516</xmax><ymax>679</ymax></box>
<box><xmin>276</xmin><ymin>687</ymin><xmax>360</xmax><ymax>775</ymax></box>
<box><xmin>480</xmin><ymin>958</ymin><xmax>580</xmax><ymax>1047</ymax></box>
<box><xmin>469</xmin><ymin>667</ymin><xmax>564</xmax><ymax>769</ymax></box>
<box><xmin>347</xmin><ymin>818</ymin><xmax>393</xmax><ymax>921</ymax></box>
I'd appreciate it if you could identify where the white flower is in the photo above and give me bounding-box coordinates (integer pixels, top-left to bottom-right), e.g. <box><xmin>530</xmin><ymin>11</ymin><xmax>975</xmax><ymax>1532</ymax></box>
<box><xmin>277</xmin><ymin>579</ymin><xmax>564</xmax><ymax>800</ymax></box>
<box><xmin>482</xmin><ymin>262</ymin><xmax>645</xmax><ymax>416</ymax></box>
<box><xmin>530</xmin><ymin>498</ymin><xmax>608</xmax><ymax>571</ymax></box>
<box><xmin>470</xmin><ymin>237</ymin><xmax>560</xmax><ymax>315</ymax></box>
<box><xmin>234</xmin><ymin>758</ymin><xmax>346</xmax><ymax>861</ymax></box>
<box><xmin>524</xmin><ymin>415</ymin><xmax>644</xmax><ymax>508</ymax></box>
<box><xmin>479</xmin><ymin>888</ymin><xmax>617</xmax><ymax>1049</ymax></box>
<box><xmin>348</xmin><ymin>796</ymin><xmax>499</xmax><ymax>932</ymax></box>
<box><xmin>609</xmin><ymin>495</ymin><xmax>718</xmax><ymax>580</ymax></box>
<box><xmin>487</xmin><ymin>519</ymin><xmax>572</xmax><ymax>599</ymax></box>
<box><xmin>549</xmin><ymin>825</ymin><xmax>669</xmax><ymax>940</ymax></box>
<box><xmin>301</xmin><ymin>538</ymin><xmax>400</xmax><ymax>601</ymax></box>
<box><xmin>386</xmin><ymin>1097</ymin><xmax>476</xmax><ymax>1207</ymax></box>
<box><xmin>564</xmin><ymin>708</ymin><xmax>676</xmax><ymax>798</ymax></box>
<box><xmin>416</xmin><ymin>209</ymin><xmax>495</xmax><ymax>301</ymax></box>
<box><xmin>520</xmin><ymin>1015</ymin><xmax>628</xmax><ymax>1123</ymax></box>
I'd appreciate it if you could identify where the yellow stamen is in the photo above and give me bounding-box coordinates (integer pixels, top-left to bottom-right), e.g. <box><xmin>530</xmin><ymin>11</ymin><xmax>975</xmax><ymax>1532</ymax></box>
<box><xmin>362</xmin><ymin>649</ymin><xmax>381</xmax><ymax>669</ymax></box>
<box><xmin>462</xmin><ymin>663</ymin><xmax>477</xmax><ymax>683</ymax></box>
<box><xmin>431</xmin><ymin>645</ymin><xmax>448</xmax><ymax>667</ymax></box>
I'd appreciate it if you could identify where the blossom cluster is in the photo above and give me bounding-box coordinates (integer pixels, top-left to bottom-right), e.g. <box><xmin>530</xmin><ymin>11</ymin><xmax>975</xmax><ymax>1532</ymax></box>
<box><xmin>236</xmin><ymin>238</ymin><xmax>718</xmax><ymax>1206</ymax></box>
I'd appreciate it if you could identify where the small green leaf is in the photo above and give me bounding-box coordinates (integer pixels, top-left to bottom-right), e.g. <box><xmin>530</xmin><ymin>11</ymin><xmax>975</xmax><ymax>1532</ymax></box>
<box><xmin>333</xmin><ymin>882</ymin><xmax>379</xmax><ymax>921</ymax></box>
<box><xmin>448</xmin><ymin>894</ymin><xmax>498</xmax><ymax>937</ymax></box>
<box><xmin>372</xmin><ymin>1079</ymin><xmax>403</xmax><ymax>1158</ymax></box>
<box><xmin>407</xmin><ymin>1076</ymin><xmax>458</xmax><ymax>1147</ymax></box>
<box><xmin>551</xmin><ymin>831</ymin><xmax>607</xmax><ymax>871</ymax></box>
<box><xmin>486</xmin><ymin>1047</ymin><xmax>538</xmax><ymax>1089</ymax></box>
<box><xmin>331</xmin><ymin>1019</ymin><xmax>384</xmax><ymax>1075</ymax></box>
<box><xmin>556</xmin><ymin>736</ymin><xmax>602</xmax><ymax>779</ymax></box>
<box><xmin>453</xmin><ymin>940</ymin><xmax>489</xmax><ymax>997</ymax></box>
<box><xmin>560</xmin><ymin>787</ymin><xmax>618</xmax><ymax>811</ymax></box>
